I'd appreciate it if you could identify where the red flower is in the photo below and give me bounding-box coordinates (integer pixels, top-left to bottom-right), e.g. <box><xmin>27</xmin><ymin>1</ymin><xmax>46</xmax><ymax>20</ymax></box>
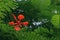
<box><xmin>23</xmin><ymin>22</ymin><xmax>29</xmax><ymax>26</ymax></box>
<box><xmin>18</xmin><ymin>14</ymin><xmax>24</xmax><ymax>20</ymax></box>
<box><xmin>9</xmin><ymin>21</ymin><xmax>15</xmax><ymax>26</ymax></box>
<box><xmin>14</xmin><ymin>25</ymin><xmax>21</xmax><ymax>31</ymax></box>
<box><xmin>8</xmin><ymin>14</ymin><xmax>29</xmax><ymax>31</ymax></box>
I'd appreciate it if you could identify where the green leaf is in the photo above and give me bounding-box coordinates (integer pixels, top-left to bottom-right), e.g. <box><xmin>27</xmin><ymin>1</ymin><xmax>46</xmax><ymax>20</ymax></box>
<box><xmin>51</xmin><ymin>14</ymin><xmax>60</xmax><ymax>28</ymax></box>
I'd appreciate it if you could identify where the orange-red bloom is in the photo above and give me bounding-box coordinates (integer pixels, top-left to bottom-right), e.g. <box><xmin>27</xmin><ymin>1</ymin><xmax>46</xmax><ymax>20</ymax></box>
<box><xmin>9</xmin><ymin>21</ymin><xmax>15</xmax><ymax>26</ymax></box>
<box><xmin>9</xmin><ymin>14</ymin><xmax>29</xmax><ymax>31</ymax></box>
<box><xmin>18</xmin><ymin>14</ymin><xmax>24</xmax><ymax>20</ymax></box>
<box><xmin>14</xmin><ymin>25</ymin><xmax>21</xmax><ymax>31</ymax></box>
<box><xmin>23</xmin><ymin>22</ymin><xmax>29</xmax><ymax>26</ymax></box>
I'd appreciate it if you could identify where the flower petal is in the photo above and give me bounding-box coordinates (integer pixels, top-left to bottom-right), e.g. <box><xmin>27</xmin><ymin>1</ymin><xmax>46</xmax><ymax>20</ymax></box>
<box><xmin>9</xmin><ymin>21</ymin><xmax>15</xmax><ymax>26</ymax></box>
<box><xmin>14</xmin><ymin>25</ymin><xmax>21</xmax><ymax>31</ymax></box>
<box><xmin>18</xmin><ymin>14</ymin><xmax>24</xmax><ymax>20</ymax></box>
<box><xmin>23</xmin><ymin>21</ymin><xmax>29</xmax><ymax>26</ymax></box>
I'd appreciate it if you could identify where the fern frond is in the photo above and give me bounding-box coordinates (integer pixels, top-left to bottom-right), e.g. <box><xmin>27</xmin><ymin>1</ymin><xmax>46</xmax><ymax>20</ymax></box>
<box><xmin>0</xmin><ymin>0</ymin><xmax>18</xmax><ymax>23</ymax></box>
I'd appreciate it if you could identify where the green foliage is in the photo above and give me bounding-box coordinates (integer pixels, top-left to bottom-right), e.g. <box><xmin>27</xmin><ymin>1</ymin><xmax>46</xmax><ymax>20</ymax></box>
<box><xmin>51</xmin><ymin>0</ymin><xmax>60</xmax><ymax>5</ymax></box>
<box><xmin>31</xmin><ymin>0</ymin><xmax>51</xmax><ymax>10</ymax></box>
<box><xmin>0</xmin><ymin>24</ymin><xmax>54</xmax><ymax>40</ymax></box>
<box><xmin>0</xmin><ymin>24</ymin><xmax>18</xmax><ymax>40</ymax></box>
<box><xmin>51</xmin><ymin>15</ymin><xmax>60</xmax><ymax>28</ymax></box>
<box><xmin>0</xmin><ymin>23</ymin><xmax>60</xmax><ymax>40</ymax></box>
<box><xmin>0</xmin><ymin>0</ymin><xmax>18</xmax><ymax>23</ymax></box>
<box><xmin>0</xmin><ymin>0</ymin><xmax>60</xmax><ymax>40</ymax></box>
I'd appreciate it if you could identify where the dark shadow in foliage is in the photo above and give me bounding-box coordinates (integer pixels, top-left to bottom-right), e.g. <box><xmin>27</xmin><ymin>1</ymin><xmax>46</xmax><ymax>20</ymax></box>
<box><xmin>1</xmin><ymin>10</ymin><xmax>11</xmax><ymax>24</ymax></box>
<box><xmin>42</xmin><ymin>21</ymin><xmax>54</xmax><ymax>32</ymax></box>
<box><xmin>0</xmin><ymin>30</ymin><xmax>18</xmax><ymax>40</ymax></box>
